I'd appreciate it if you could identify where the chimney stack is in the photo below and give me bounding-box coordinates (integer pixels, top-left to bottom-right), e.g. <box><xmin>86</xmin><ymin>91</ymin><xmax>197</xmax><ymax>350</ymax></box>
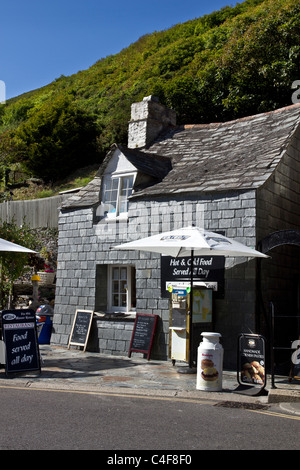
<box><xmin>128</xmin><ymin>95</ymin><xmax>176</xmax><ymax>149</ymax></box>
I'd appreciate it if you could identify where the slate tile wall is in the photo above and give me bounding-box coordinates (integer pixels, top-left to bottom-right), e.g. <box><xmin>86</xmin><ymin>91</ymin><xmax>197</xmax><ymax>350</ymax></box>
<box><xmin>52</xmin><ymin>189</ymin><xmax>257</xmax><ymax>367</ymax></box>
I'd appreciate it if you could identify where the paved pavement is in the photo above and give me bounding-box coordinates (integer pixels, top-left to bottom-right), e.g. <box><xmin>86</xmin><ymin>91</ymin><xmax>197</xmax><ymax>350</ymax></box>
<box><xmin>1</xmin><ymin>345</ymin><xmax>300</xmax><ymax>415</ymax></box>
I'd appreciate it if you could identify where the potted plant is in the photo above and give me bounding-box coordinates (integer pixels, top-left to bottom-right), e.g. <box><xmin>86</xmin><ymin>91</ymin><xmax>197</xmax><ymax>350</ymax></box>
<box><xmin>37</xmin><ymin>247</ymin><xmax>56</xmax><ymax>285</ymax></box>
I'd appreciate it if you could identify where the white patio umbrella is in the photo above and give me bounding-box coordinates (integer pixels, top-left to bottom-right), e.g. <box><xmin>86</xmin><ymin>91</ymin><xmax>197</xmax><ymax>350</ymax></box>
<box><xmin>114</xmin><ymin>226</ymin><xmax>269</xmax><ymax>258</ymax></box>
<box><xmin>0</xmin><ymin>237</ymin><xmax>36</xmax><ymax>253</ymax></box>
<box><xmin>113</xmin><ymin>226</ymin><xmax>269</xmax><ymax>369</ymax></box>
<box><xmin>0</xmin><ymin>238</ymin><xmax>36</xmax><ymax>310</ymax></box>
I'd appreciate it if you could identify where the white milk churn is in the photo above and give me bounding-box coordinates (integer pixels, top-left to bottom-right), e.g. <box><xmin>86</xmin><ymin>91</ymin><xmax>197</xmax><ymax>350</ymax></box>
<box><xmin>196</xmin><ymin>332</ymin><xmax>223</xmax><ymax>391</ymax></box>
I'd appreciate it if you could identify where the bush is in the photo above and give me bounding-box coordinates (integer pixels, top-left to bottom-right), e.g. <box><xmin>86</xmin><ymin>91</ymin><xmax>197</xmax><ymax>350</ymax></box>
<box><xmin>0</xmin><ymin>219</ymin><xmax>36</xmax><ymax>309</ymax></box>
<box><xmin>14</xmin><ymin>96</ymin><xmax>100</xmax><ymax>182</ymax></box>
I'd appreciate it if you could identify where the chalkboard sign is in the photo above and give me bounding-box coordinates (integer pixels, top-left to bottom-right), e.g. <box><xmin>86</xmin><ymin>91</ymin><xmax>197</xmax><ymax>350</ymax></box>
<box><xmin>2</xmin><ymin>309</ymin><xmax>41</xmax><ymax>375</ymax></box>
<box><xmin>68</xmin><ymin>309</ymin><xmax>93</xmax><ymax>351</ymax></box>
<box><xmin>128</xmin><ymin>313</ymin><xmax>158</xmax><ymax>360</ymax></box>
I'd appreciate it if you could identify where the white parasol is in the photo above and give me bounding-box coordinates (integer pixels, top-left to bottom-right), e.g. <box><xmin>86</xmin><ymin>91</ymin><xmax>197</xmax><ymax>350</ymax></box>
<box><xmin>114</xmin><ymin>226</ymin><xmax>269</xmax><ymax>258</ymax></box>
<box><xmin>0</xmin><ymin>237</ymin><xmax>36</xmax><ymax>253</ymax></box>
<box><xmin>114</xmin><ymin>226</ymin><xmax>269</xmax><ymax>369</ymax></box>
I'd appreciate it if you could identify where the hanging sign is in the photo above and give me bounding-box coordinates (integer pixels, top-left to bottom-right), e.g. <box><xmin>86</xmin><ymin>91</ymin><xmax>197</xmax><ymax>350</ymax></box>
<box><xmin>238</xmin><ymin>334</ymin><xmax>266</xmax><ymax>388</ymax></box>
<box><xmin>2</xmin><ymin>309</ymin><xmax>41</xmax><ymax>375</ymax></box>
<box><xmin>161</xmin><ymin>255</ymin><xmax>225</xmax><ymax>298</ymax></box>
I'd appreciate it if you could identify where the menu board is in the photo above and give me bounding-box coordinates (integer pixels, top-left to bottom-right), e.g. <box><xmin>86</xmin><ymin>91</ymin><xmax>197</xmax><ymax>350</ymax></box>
<box><xmin>68</xmin><ymin>310</ymin><xmax>93</xmax><ymax>352</ymax></box>
<box><xmin>128</xmin><ymin>314</ymin><xmax>158</xmax><ymax>360</ymax></box>
<box><xmin>2</xmin><ymin>309</ymin><xmax>41</xmax><ymax>375</ymax></box>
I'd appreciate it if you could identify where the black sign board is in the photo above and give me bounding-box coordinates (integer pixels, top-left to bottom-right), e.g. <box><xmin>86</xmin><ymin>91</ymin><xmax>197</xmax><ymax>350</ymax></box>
<box><xmin>238</xmin><ymin>334</ymin><xmax>266</xmax><ymax>388</ymax></box>
<box><xmin>2</xmin><ymin>309</ymin><xmax>41</xmax><ymax>375</ymax></box>
<box><xmin>291</xmin><ymin>340</ymin><xmax>300</xmax><ymax>380</ymax></box>
<box><xmin>128</xmin><ymin>313</ymin><xmax>158</xmax><ymax>360</ymax></box>
<box><xmin>68</xmin><ymin>309</ymin><xmax>93</xmax><ymax>352</ymax></box>
<box><xmin>161</xmin><ymin>255</ymin><xmax>225</xmax><ymax>298</ymax></box>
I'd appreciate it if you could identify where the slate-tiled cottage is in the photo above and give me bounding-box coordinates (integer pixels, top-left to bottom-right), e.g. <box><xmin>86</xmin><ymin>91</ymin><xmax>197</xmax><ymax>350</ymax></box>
<box><xmin>52</xmin><ymin>96</ymin><xmax>300</xmax><ymax>369</ymax></box>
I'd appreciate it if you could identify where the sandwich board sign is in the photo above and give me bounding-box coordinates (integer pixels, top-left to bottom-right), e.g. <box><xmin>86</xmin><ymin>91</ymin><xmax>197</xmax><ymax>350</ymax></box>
<box><xmin>128</xmin><ymin>313</ymin><xmax>158</xmax><ymax>360</ymax></box>
<box><xmin>2</xmin><ymin>309</ymin><xmax>41</xmax><ymax>375</ymax></box>
<box><xmin>235</xmin><ymin>333</ymin><xmax>266</xmax><ymax>395</ymax></box>
<box><xmin>68</xmin><ymin>309</ymin><xmax>93</xmax><ymax>352</ymax></box>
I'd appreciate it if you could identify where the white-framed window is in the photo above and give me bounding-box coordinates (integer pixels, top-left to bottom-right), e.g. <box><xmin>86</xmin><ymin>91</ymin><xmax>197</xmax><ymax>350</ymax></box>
<box><xmin>102</xmin><ymin>174</ymin><xmax>134</xmax><ymax>218</ymax></box>
<box><xmin>107</xmin><ymin>265</ymin><xmax>136</xmax><ymax>313</ymax></box>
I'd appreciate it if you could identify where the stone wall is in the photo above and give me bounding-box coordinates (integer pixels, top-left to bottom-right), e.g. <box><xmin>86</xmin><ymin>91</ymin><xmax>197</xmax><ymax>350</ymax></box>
<box><xmin>51</xmin><ymin>208</ymin><xmax>96</xmax><ymax>345</ymax></box>
<box><xmin>256</xmin><ymin>124</ymin><xmax>300</xmax><ymax>352</ymax></box>
<box><xmin>128</xmin><ymin>96</ymin><xmax>176</xmax><ymax>149</ymax></box>
<box><xmin>52</xmin><ymin>189</ymin><xmax>258</xmax><ymax>367</ymax></box>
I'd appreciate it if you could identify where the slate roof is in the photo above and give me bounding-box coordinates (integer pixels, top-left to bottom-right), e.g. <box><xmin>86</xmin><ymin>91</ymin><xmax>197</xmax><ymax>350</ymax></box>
<box><xmin>60</xmin><ymin>175</ymin><xmax>102</xmax><ymax>209</ymax></box>
<box><xmin>132</xmin><ymin>103</ymin><xmax>300</xmax><ymax>198</ymax></box>
<box><xmin>117</xmin><ymin>144</ymin><xmax>172</xmax><ymax>180</ymax></box>
<box><xmin>61</xmin><ymin>103</ymin><xmax>300</xmax><ymax>209</ymax></box>
<box><xmin>60</xmin><ymin>144</ymin><xmax>171</xmax><ymax>209</ymax></box>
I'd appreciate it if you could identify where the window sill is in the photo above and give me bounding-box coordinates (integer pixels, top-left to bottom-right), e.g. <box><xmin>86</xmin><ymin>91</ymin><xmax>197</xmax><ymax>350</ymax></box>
<box><xmin>94</xmin><ymin>311</ymin><xmax>136</xmax><ymax>321</ymax></box>
<box><xmin>102</xmin><ymin>214</ymin><xmax>129</xmax><ymax>222</ymax></box>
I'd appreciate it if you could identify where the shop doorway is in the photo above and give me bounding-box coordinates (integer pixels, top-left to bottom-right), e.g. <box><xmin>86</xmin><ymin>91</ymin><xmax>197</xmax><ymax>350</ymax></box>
<box><xmin>258</xmin><ymin>230</ymin><xmax>300</xmax><ymax>375</ymax></box>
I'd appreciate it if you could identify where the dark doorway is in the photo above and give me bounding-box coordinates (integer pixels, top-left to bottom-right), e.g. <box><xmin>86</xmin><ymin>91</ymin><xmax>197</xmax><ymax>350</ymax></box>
<box><xmin>258</xmin><ymin>230</ymin><xmax>300</xmax><ymax>374</ymax></box>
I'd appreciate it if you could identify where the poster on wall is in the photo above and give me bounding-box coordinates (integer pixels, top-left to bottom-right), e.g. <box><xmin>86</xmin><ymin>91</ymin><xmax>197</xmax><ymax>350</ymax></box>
<box><xmin>192</xmin><ymin>289</ymin><xmax>213</xmax><ymax>323</ymax></box>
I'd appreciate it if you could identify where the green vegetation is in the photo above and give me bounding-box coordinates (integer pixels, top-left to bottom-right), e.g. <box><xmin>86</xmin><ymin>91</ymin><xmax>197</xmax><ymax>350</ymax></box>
<box><xmin>0</xmin><ymin>0</ymin><xmax>299</xmax><ymax>190</ymax></box>
<box><xmin>0</xmin><ymin>219</ymin><xmax>36</xmax><ymax>308</ymax></box>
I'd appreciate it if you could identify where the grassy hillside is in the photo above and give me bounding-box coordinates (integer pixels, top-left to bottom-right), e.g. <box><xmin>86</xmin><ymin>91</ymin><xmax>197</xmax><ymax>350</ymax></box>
<box><xmin>0</xmin><ymin>0</ymin><xmax>299</xmax><ymax>191</ymax></box>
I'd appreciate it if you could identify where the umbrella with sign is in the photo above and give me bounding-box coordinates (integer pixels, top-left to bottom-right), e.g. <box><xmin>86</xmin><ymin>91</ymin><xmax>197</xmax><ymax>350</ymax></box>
<box><xmin>114</xmin><ymin>226</ymin><xmax>269</xmax><ymax>370</ymax></box>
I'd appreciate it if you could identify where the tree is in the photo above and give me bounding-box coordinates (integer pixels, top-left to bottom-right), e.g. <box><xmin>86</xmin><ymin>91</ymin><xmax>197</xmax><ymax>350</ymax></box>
<box><xmin>0</xmin><ymin>219</ymin><xmax>36</xmax><ymax>309</ymax></box>
<box><xmin>14</xmin><ymin>96</ymin><xmax>100</xmax><ymax>182</ymax></box>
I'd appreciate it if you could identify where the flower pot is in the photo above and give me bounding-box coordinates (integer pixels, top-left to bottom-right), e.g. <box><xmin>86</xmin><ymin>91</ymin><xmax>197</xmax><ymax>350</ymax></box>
<box><xmin>37</xmin><ymin>271</ymin><xmax>56</xmax><ymax>285</ymax></box>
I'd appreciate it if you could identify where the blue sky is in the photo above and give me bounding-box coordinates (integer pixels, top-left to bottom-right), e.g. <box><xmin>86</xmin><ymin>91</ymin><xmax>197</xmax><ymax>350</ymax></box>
<box><xmin>1</xmin><ymin>0</ymin><xmax>239</xmax><ymax>100</ymax></box>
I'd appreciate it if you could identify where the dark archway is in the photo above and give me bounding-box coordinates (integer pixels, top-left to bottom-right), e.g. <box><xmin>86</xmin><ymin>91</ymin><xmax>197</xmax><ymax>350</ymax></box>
<box><xmin>258</xmin><ymin>229</ymin><xmax>300</xmax><ymax>254</ymax></box>
<box><xmin>257</xmin><ymin>230</ymin><xmax>300</xmax><ymax>376</ymax></box>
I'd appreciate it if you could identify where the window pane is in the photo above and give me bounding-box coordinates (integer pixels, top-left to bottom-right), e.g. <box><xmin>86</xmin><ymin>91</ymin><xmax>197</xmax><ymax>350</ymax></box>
<box><xmin>120</xmin><ymin>280</ymin><xmax>127</xmax><ymax>293</ymax></box>
<box><xmin>112</xmin><ymin>178</ymin><xmax>119</xmax><ymax>189</ymax></box>
<box><xmin>119</xmin><ymin>176</ymin><xmax>134</xmax><ymax>213</ymax></box>
<box><xmin>110</xmin><ymin>266</ymin><xmax>128</xmax><ymax>309</ymax></box>
<box><xmin>112</xmin><ymin>267</ymin><xmax>119</xmax><ymax>280</ymax></box>
<box><xmin>120</xmin><ymin>267</ymin><xmax>127</xmax><ymax>280</ymax></box>
<box><xmin>103</xmin><ymin>177</ymin><xmax>118</xmax><ymax>214</ymax></box>
<box><xmin>112</xmin><ymin>294</ymin><xmax>119</xmax><ymax>307</ymax></box>
<box><xmin>103</xmin><ymin>175</ymin><xmax>134</xmax><ymax>217</ymax></box>
<box><xmin>108</xmin><ymin>266</ymin><xmax>136</xmax><ymax>312</ymax></box>
<box><xmin>112</xmin><ymin>281</ymin><xmax>119</xmax><ymax>293</ymax></box>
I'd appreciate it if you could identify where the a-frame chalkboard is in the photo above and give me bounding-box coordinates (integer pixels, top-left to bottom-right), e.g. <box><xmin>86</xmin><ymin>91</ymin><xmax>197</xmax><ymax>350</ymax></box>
<box><xmin>128</xmin><ymin>313</ymin><xmax>158</xmax><ymax>360</ymax></box>
<box><xmin>68</xmin><ymin>309</ymin><xmax>93</xmax><ymax>352</ymax></box>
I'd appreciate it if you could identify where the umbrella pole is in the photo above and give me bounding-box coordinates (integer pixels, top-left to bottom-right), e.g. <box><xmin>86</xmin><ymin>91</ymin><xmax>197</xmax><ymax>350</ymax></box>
<box><xmin>178</xmin><ymin>249</ymin><xmax>196</xmax><ymax>374</ymax></box>
<box><xmin>188</xmin><ymin>249</ymin><xmax>194</xmax><ymax>369</ymax></box>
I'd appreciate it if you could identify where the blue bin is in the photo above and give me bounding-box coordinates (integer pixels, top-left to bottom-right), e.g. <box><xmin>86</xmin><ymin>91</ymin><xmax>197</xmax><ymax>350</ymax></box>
<box><xmin>36</xmin><ymin>305</ymin><xmax>54</xmax><ymax>345</ymax></box>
